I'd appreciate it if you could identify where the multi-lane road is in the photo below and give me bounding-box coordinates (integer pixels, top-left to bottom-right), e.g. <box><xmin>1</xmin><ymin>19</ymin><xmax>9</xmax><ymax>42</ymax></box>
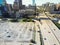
<box><xmin>36</xmin><ymin>13</ymin><xmax>60</xmax><ymax>45</ymax></box>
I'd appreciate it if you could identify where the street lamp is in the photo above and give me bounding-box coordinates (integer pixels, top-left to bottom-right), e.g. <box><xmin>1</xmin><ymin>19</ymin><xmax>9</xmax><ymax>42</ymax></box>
<box><xmin>35</xmin><ymin>3</ymin><xmax>36</xmax><ymax>15</ymax></box>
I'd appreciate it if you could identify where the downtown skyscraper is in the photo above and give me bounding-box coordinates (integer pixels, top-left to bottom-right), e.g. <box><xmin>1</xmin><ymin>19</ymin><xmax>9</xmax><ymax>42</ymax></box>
<box><xmin>0</xmin><ymin>0</ymin><xmax>6</xmax><ymax>5</ymax></box>
<box><xmin>0</xmin><ymin>0</ymin><xmax>7</xmax><ymax>16</ymax></box>
<box><xmin>14</xmin><ymin>0</ymin><xmax>22</xmax><ymax>9</ymax></box>
<box><xmin>32</xmin><ymin>0</ymin><xmax>35</xmax><ymax>6</ymax></box>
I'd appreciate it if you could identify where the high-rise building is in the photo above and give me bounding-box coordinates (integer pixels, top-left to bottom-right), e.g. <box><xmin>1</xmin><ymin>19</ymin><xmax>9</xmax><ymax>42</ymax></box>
<box><xmin>19</xmin><ymin>0</ymin><xmax>22</xmax><ymax>6</ymax></box>
<box><xmin>15</xmin><ymin>0</ymin><xmax>18</xmax><ymax>2</ymax></box>
<box><xmin>0</xmin><ymin>0</ymin><xmax>6</xmax><ymax>5</ymax></box>
<box><xmin>32</xmin><ymin>0</ymin><xmax>35</xmax><ymax>6</ymax></box>
<box><xmin>14</xmin><ymin>0</ymin><xmax>22</xmax><ymax>6</ymax></box>
<box><xmin>13</xmin><ymin>0</ymin><xmax>19</xmax><ymax>10</ymax></box>
<box><xmin>0</xmin><ymin>0</ymin><xmax>3</xmax><ymax>5</ymax></box>
<box><xmin>13</xmin><ymin>0</ymin><xmax>22</xmax><ymax>9</ymax></box>
<box><xmin>19</xmin><ymin>0</ymin><xmax>22</xmax><ymax>9</ymax></box>
<box><xmin>6</xmin><ymin>4</ymin><xmax>12</xmax><ymax>12</ymax></box>
<box><xmin>0</xmin><ymin>0</ymin><xmax>7</xmax><ymax>16</ymax></box>
<box><xmin>56</xmin><ymin>4</ymin><xmax>60</xmax><ymax>11</ymax></box>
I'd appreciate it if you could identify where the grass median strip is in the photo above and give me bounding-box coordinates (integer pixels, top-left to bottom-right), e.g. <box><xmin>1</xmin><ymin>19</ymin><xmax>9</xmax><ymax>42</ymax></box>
<box><xmin>53</xmin><ymin>22</ymin><xmax>60</xmax><ymax>29</ymax></box>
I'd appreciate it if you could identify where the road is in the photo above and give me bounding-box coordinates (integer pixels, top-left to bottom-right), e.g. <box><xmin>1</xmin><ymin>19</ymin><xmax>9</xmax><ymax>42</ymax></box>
<box><xmin>35</xmin><ymin>22</ymin><xmax>41</xmax><ymax>45</ymax></box>
<box><xmin>36</xmin><ymin>13</ymin><xmax>60</xmax><ymax>45</ymax></box>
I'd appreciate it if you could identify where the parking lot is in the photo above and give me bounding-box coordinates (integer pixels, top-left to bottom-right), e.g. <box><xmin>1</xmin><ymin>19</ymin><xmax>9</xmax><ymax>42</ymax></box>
<box><xmin>0</xmin><ymin>21</ymin><xmax>35</xmax><ymax>45</ymax></box>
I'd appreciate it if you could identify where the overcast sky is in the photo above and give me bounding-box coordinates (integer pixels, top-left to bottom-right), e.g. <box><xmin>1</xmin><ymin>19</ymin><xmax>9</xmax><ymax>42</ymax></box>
<box><xmin>6</xmin><ymin>0</ymin><xmax>60</xmax><ymax>6</ymax></box>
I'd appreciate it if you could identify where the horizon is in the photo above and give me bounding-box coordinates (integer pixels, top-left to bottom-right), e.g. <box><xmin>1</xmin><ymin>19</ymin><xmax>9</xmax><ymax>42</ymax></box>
<box><xmin>6</xmin><ymin>0</ymin><xmax>60</xmax><ymax>6</ymax></box>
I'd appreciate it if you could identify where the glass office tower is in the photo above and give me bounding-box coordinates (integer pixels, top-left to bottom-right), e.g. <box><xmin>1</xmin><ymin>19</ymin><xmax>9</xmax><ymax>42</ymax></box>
<box><xmin>0</xmin><ymin>0</ymin><xmax>3</xmax><ymax>16</ymax></box>
<box><xmin>0</xmin><ymin>0</ymin><xmax>3</xmax><ymax>4</ymax></box>
<box><xmin>0</xmin><ymin>0</ymin><xmax>6</xmax><ymax>16</ymax></box>
<box><xmin>0</xmin><ymin>0</ymin><xmax>6</xmax><ymax>5</ymax></box>
<box><xmin>32</xmin><ymin>0</ymin><xmax>35</xmax><ymax>6</ymax></box>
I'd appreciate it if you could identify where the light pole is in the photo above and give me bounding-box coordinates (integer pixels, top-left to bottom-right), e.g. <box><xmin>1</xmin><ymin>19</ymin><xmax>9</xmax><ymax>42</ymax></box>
<box><xmin>34</xmin><ymin>4</ymin><xmax>36</xmax><ymax>17</ymax></box>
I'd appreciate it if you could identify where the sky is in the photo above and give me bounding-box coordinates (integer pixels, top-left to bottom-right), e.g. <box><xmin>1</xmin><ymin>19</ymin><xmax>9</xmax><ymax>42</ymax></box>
<box><xmin>6</xmin><ymin>0</ymin><xmax>60</xmax><ymax>6</ymax></box>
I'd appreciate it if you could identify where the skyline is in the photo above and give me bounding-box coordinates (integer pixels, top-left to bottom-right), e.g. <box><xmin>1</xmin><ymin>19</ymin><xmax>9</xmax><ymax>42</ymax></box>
<box><xmin>5</xmin><ymin>0</ymin><xmax>60</xmax><ymax>6</ymax></box>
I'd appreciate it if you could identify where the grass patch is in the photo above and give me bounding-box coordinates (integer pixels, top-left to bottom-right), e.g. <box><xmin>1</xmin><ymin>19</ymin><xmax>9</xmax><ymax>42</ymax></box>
<box><xmin>10</xmin><ymin>19</ymin><xmax>19</xmax><ymax>22</ymax></box>
<box><xmin>54</xmin><ymin>22</ymin><xmax>60</xmax><ymax>29</ymax></box>
<box><xmin>0</xmin><ymin>17</ymin><xmax>34</xmax><ymax>22</ymax></box>
<box><xmin>22</xmin><ymin>18</ymin><xmax>34</xmax><ymax>22</ymax></box>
